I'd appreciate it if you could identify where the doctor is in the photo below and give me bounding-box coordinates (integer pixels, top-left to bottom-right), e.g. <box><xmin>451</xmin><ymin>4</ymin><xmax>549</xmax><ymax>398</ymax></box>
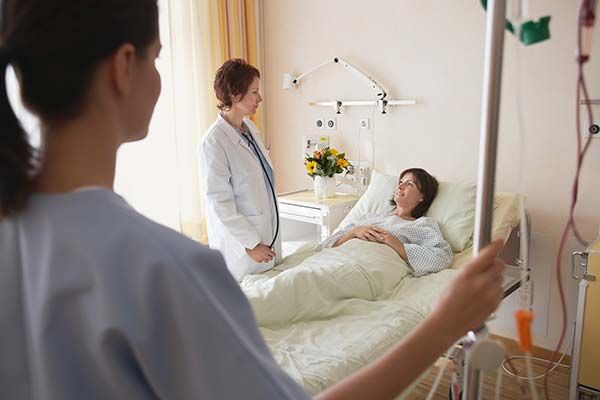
<box><xmin>199</xmin><ymin>59</ymin><xmax>281</xmax><ymax>281</ymax></box>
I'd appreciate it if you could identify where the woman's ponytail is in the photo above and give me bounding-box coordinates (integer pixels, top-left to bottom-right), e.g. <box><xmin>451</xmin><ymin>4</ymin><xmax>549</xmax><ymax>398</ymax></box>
<box><xmin>0</xmin><ymin>47</ymin><xmax>35</xmax><ymax>217</ymax></box>
<box><xmin>0</xmin><ymin>0</ymin><xmax>158</xmax><ymax>217</ymax></box>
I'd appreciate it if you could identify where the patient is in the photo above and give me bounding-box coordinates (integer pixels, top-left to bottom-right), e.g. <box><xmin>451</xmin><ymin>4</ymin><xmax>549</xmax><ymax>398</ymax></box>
<box><xmin>317</xmin><ymin>168</ymin><xmax>453</xmax><ymax>277</ymax></box>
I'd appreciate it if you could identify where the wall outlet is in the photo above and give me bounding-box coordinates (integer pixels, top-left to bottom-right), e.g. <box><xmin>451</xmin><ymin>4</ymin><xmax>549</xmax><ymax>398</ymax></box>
<box><xmin>302</xmin><ymin>135</ymin><xmax>329</xmax><ymax>157</ymax></box>
<box><xmin>588</xmin><ymin>122</ymin><xmax>600</xmax><ymax>139</ymax></box>
<box><xmin>314</xmin><ymin>118</ymin><xmax>325</xmax><ymax>130</ymax></box>
<box><xmin>360</xmin><ymin>118</ymin><xmax>370</xmax><ymax>129</ymax></box>
<box><xmin>325</xmin><ymin>117</ymin><xmax>337</xmax><ymax>130</ymax></box>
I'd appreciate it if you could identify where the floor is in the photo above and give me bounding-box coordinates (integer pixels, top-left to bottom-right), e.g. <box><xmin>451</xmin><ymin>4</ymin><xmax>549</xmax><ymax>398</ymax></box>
<box><xmin>405</xmin><ymin>336</ymin><xmax>571</xmax><ymax>400</ymax></box>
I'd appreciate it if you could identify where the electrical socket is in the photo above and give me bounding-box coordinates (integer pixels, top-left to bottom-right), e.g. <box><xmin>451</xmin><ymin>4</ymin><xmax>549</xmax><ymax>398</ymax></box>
<box><xmin>314</xmin><ymin>118</ymin><xmax>325</xmax><ymax>130</ymax></box>
<box><xmin>325</xmin><ymin>117</ymin><xmax>337</xmax><ymax>130</ymax></box>
<box><xmin>588</xmin><ymin>122</ymin><xmax>600</xmax><ymax>139</ymax></box>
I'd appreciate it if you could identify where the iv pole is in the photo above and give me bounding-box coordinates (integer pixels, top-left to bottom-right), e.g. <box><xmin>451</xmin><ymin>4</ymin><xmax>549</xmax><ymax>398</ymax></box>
<box><xmin>464</xmin><ymin>0</ymin><xmax>507</xmax><ymax>398</ymax></box>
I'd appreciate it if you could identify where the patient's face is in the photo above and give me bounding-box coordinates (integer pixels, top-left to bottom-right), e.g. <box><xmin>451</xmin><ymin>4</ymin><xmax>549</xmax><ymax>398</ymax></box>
<box><xmin>394</xmin><ymin>173</ymin><xmax>423</xmax><ymax>211</ymax></box>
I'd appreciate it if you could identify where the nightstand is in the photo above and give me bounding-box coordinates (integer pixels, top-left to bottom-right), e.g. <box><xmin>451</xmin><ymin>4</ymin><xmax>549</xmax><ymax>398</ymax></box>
<box><xmin>278</xmin><ymin>190</ymin><xmax>360</xmax><ymax>242</ymax></box>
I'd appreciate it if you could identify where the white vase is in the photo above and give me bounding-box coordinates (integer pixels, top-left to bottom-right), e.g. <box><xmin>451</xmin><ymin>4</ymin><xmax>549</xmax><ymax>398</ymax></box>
<box><xmin>313</xmin><ymin>176</ymin><xmax>336</xmax><ymax>199</ymax></box>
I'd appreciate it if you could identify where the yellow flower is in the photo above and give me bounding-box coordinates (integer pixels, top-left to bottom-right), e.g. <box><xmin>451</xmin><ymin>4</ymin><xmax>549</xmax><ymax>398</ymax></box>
<box><xmin>306</xmin><ymin>161</ymin><xmax>318</xmax><ymax>174</ymax></box>
<box><xmin>329</xmin><ymin>148</ymin><xmax>339</xmax><ymax>156</ymax></box>
<box><xmin>336</xmin><ymin>158</ymin><xmax>349</xmax><ymax>168</ymax></box>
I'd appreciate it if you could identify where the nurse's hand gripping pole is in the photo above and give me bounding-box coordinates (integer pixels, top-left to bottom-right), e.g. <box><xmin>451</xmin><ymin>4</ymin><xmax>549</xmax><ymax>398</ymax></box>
<box><xmin>462</xmin><ymin>0</ymin><xmax>538</xmax><ymax>398</ymax></box>
<box><xmin>461</xmin><ymin>0</ymin><xmax>508</xmax><ymax>397</ymax></box>
<box><xmin>462</xmin><ymin>0</ymin><xmax>553</xmax><ymax>398</ymax></box>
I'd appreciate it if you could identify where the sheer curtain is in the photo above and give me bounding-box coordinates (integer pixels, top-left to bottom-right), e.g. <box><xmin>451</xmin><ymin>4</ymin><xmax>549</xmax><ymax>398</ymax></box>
<box><xmin>115</xmin><ymin>0</ymin><xmax>264</xmax><ymax>242</ymax></box>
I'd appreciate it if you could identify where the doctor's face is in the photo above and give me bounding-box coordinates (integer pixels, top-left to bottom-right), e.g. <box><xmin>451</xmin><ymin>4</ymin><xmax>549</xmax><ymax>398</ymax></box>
<box><xmin>233</xmin><ymin>77</ymin><xmax>262</xmax><ymax>116</ymax></box>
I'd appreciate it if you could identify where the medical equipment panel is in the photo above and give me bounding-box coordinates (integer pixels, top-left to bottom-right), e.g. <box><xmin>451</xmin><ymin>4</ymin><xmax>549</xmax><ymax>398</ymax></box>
<box><xmin>570</xmin><ymin>237</ymin><xmax>600</xmax><ymax>400</ymax></box>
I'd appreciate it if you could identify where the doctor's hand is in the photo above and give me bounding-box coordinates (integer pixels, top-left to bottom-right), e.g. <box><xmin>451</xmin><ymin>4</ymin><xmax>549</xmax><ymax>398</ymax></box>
<box><xmin>431</xmin><ymin>239</ymin><xmax>505</xmax><ymax>338</ymax></box>
<box><xmin>246</xmin><ymin>244</ymin><xmax>276</xmax><ymax>263</ymax></box>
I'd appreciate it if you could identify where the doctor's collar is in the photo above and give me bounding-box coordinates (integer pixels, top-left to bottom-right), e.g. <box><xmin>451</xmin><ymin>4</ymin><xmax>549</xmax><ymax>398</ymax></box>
<box><xmin>219</xmin><ymin>112</ymin><xmax>249</xmax><ymax>135</ymax></box>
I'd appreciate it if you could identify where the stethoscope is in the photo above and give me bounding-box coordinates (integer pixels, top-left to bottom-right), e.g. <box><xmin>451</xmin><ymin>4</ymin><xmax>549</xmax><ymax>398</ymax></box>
<box><xmin>237</xmin><ymin>121</ymin><xmax>280</xmax><ymax>249</ymax></box>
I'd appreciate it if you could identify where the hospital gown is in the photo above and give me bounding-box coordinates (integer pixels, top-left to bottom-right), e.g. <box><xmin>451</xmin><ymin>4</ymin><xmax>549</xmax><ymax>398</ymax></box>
<box><xmin>317</xmin><ymin>213</ymin><xmax>453</xmax><ymax>276</ymax></box>
<box><xmin>0</xmin><ymin>189</ymin><xmax>310</xmax><ymax>400</ymax></box>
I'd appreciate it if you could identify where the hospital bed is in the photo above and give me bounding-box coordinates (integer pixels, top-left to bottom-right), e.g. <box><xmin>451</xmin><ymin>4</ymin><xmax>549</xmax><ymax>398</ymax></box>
<box><xmin>240</xmin><ymin>171</ymin><xmax>522</xmax><ymax>398</ymax></box>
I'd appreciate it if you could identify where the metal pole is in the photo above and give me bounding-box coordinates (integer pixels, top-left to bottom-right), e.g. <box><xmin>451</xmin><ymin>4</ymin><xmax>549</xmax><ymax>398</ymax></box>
<box><xmin>464</xmin><ymin>0</ymin><xmax>506</xmax><ymax>398</ymax></box>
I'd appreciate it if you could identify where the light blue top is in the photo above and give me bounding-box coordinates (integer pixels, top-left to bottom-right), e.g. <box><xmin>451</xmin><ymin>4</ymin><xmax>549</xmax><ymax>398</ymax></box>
<box><xmin>0</xmin><ymin>189</ymin><xmax>309</xmax><ymax>400</ymax></box>
<box><xmin>317</xmin><ymin>213</ymin><xmax>453</xmax><ymax>277</ymax></box>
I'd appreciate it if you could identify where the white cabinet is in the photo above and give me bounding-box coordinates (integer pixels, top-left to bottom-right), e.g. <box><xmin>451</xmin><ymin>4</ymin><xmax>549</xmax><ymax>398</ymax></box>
<box><xmin>278</xmin><ymin>190</ymin><xmax>359</xmax><ymax>242</ymax></box>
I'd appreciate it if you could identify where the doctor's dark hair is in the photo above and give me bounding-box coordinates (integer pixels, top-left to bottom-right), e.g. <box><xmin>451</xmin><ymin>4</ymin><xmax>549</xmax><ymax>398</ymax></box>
<box><xmin>0</xmin><ymin>0</ymin><xmax>159</xmax><ymax>217</ymax></box>
<box><xmin>389</xmin><ymin>168</ymin><xmax>439</xmax><ymax>218</ymax></box>
<box><xmin>214</xmin><ymin>58</ymin><xmax>260</xmax><ymax>110</ymax></box>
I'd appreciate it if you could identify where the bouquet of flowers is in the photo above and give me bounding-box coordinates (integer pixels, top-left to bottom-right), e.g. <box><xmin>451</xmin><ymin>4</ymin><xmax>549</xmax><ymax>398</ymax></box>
<box><xmin>304</xmin><ymin>147</ymin><xmax>352</xmax><ymax>178</ymax></box>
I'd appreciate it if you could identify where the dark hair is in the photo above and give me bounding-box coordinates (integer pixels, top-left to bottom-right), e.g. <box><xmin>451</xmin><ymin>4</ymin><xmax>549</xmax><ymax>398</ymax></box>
<box><xmin>214</xmin><ymin>58</ymin><xmax>260</xmax><ymax>110</ymax></box>
<box><xmin>389</xmin><ymin>168</ymin><xmax>439</xmax><ymax>218</ymax></box>
<box><xmin>0</xmin><ymin>0</ymin><xmax>159</xmax><ymax>216</ymax></box>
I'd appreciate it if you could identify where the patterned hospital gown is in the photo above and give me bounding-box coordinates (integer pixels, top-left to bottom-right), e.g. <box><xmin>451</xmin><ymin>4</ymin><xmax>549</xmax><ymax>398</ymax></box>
<box><xmin>317</xmin><ymin>213</ymin><xmax>453</xmax><ymax>277</ymax></box>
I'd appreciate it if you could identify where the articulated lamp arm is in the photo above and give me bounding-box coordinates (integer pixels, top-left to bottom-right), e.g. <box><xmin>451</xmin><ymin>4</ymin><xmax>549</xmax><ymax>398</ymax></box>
<box><xmin>333</xmin><ymin>57</ymin><xmax>387</xmax><ymax>99</ymax></box>
<box><xmin>285</xmin><ymin>57</ymin><xmax>388</xmax><ymax>100</ymax></box>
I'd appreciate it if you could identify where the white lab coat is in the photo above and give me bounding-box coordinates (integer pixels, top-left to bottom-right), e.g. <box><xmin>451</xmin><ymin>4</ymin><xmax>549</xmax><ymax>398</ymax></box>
<box><xmin>199</xmin><ymin>114</ymin><xmax>282</xmax><ymax>281</ymax></box>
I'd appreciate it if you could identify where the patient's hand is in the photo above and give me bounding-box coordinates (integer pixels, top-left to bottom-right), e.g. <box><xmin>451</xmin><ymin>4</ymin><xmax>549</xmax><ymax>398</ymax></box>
<box><xmin>352</xmin><ymin>226</ymin><xmax>384</xmax><ymax>242</ymax></box>
<box><xmin>371</xmin><ymin>228</ymin><xmax>408</xmax><ymax>262</ymax></box>
<box><xmin>372</xmin><ymin>228</ymin><xmax>400</xmax><ymax>246</ymax></box>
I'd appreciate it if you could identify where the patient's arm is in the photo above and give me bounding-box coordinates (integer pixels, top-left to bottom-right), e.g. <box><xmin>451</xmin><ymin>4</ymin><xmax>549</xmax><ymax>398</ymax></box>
<box><xmin>332</xmin><ymin>226</ymin><xmax>382</xmax><ymax>247</ymax></box>
<box><xmin>315</xmin><ymin>240</ymin><xmax>505</xmax><ymax>400</ymax></box>
<box><xmin>371</xmin><ymin>228</ymin><xmax>408</xmax><ymax>262</ymax></box>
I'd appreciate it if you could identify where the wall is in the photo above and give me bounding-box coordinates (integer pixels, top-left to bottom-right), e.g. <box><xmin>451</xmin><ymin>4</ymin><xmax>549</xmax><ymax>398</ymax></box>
<box><xmin>262</xmin><ymin>0</ymin><xmax>600</xmax><ymax>350</ymax></box>
<box><xmin>114</xmin><ymin>0</ymin><xmax>181</xmax><ymax>231</ymax></box>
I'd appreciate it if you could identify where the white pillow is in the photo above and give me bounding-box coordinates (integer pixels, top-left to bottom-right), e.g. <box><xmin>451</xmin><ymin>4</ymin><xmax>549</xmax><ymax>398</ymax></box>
<box><xmin>337</xmin><ymin>170</ymin><xmax>396</xmax><ymax>229</ymax></box>
<box><xmin>426</xmin><ymin>181</ymin><xmax>477</xmax><ymax>252</ymax></box>
<box><xmin>338</xmin><ymin>170</ymin><xmax>477</xmax><ymax>253</ymax></box>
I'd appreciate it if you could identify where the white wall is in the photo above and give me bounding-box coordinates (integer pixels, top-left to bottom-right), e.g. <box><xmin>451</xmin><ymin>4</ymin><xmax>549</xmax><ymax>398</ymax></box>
<box><xmin>114</xmin><ymin>0</ymin><xmax>181</xmax><ymax>231</ymax></box>
<box><xmin>262</xmin><ymin>0</ymin><xmax>600</xmax><ymax>350</ymax></box>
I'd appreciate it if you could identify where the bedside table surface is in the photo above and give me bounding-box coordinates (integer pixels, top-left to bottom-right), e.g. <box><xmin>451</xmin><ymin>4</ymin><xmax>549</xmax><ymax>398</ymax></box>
<box><xmin>278</xmin><ymin>190</ymin><xmax>360</xmax><ymax>208</ymax></box>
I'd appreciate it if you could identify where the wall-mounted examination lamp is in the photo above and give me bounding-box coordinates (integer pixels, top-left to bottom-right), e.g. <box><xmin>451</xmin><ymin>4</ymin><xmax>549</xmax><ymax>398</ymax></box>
<box><xmin>282</xmin><ymin>57</ymin><xmax>416</xmax><ymax>114</ymax></box>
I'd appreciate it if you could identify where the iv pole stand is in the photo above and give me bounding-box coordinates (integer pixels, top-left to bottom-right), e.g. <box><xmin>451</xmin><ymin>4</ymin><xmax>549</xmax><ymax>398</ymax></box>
<box><xmin>463</xmin><ymin>0</ymin><xmax>506</xmax><ymax>398</ymax></box>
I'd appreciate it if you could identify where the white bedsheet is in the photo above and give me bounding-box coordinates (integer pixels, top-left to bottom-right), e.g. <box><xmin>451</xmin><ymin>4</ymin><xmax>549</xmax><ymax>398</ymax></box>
<box><xmin>241</xmin><ymin>240</ymin><xmax>457</xmax><ymax>396</ymax></box>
